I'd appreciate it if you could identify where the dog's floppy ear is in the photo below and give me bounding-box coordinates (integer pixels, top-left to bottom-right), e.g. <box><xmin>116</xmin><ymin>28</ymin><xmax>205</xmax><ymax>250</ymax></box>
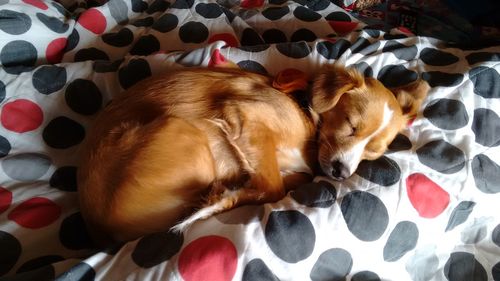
<box><xmin>391</xmin><ymin>80</ymin><xmax>430</xmax><ymax>119</ymax></box>
<box><xmin>311</xmin><ymin>65</ymin><xmax>364</xmax><ymax>114</ymax></box>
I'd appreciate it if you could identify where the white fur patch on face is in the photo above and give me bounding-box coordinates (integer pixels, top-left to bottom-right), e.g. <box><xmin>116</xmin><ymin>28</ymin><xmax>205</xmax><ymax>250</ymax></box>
<box><xmin>336</xmin><ymin>102</ymin><xmax>393</xmax><ymax>175</ymax></box>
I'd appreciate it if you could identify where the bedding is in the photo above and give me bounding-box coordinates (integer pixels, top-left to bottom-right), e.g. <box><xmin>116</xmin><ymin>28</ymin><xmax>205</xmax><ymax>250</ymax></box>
<box><xmin>0</xmin><ymin>0</ymin><xmax>499</xmax><ymax>280</ymax></box>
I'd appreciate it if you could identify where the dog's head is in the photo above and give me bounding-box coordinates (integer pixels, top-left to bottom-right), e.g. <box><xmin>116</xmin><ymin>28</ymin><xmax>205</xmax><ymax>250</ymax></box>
<box><xmin>311</xmin><ymin>65</ymin><xmax>429</xmax><ymax>180</ymax></box>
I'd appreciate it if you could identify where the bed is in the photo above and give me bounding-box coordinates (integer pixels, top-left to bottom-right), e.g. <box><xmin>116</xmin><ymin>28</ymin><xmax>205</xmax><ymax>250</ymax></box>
<box><xmin>0</xmin><ymin>0</ymin><xmax>499</xmax><ymax>280</ymax></box>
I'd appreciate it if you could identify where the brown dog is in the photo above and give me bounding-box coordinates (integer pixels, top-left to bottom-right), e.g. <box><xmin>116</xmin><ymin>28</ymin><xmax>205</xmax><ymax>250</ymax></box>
<box><xmin>77</xmin><ymin>65</ymin><xmax>429</xmax><ymax>245</ymax></box>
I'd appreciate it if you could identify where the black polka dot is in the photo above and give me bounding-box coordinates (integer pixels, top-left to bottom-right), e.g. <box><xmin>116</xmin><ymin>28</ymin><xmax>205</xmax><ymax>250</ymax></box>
<box><xmin>132</xmin><ymin>231</ymin><xmax>183</xmax><ymax>268</ymax></box>
<box><xmin>276</xmin><ymin>42</ymin><xmax>311</xmax><ymax>58</ymax></box>
<box><xmin>0</xmin><ymin>10</ymin><xmax>31</xmax><ymax>35</ymax></box>
<box><xmin>352</xmin><ymin>271</ymin><xmax>381</xmax><ymax>281</ymax></box>
<box><xmin>171</xmin><ymin>0</ymin><xmax>194</xmax><ymax>9</ymax></box>
<box><xmin>355</xmin><ymin>156</ymin><xmax>401</xmax><ymax>186</ymax></box>
<box><xmin>270</xmin><ymin>0</ymin><xmax>286</xmax><ymax>4</ymax></box>
<box><xmin>325</xmin><ymin>11</ymin><xmax>351</xmax><ymax>21</ymax></box>
<box><xmin>291</xmin><ymin>28</ymin><xmax>316</xmax><ymax>42</ymax></box>
<box><xmin>350</xmin><ymin>38</ymin><xmax>380</xmax><ymax>55</ymax></box>
<box><xmin>416</xmin><ymin>140</ymin><xmax>465</xmax><ymax>174</ymax></box>
<box><xmin>1</xmin><ymin>40</ymin><xmax>37</xmax><ymax>74</ymax></box>
<box><xmin>238</xmin><ymin>44</ymin><xmax>270</xmax><ymax>52</ymax></box>
<box><xmin>11</xmin><ymin>266</ymin><xmax>54</xmax><ymax>281</ymax></box>
<box><xmin>179</xmin><ymin>21</ymin><xmax>208</xmax><ymax>44</ymax></box>
<box><xmin>36</xmin><ymin>13</ymin><xmax>69</xmax><ymax>33</ymax></box>
<box><xmin>74</xmin><ymin>48</ymin><xmax>109</xmax><ymax>62</ymax></box>
<box><xmin>43</xmin><ymin>116</ymin><xmax>85</xmax><ymax>149</ymax></box>
<box><xmin>265</xmin><ymin>210</ymin><xmax>315</xmax><ymax>263</ymax></box>
<box><xmin>132</xmin><ymin>17</ymin><xmax>154</xmax><ymax>27</ymax></box>
<box><xmin>304</xmin><ymin>0</ymin><xmax>329</xmax><ymax>11</ymax></box>
<box><xmin>472</xmin><ymin>108</ymin><xmax>500</xmax><ymax>147</ymax></box>
<box><xmin>387</xmin><ymin>133</ymin><xmax>411</xmax><ymax>153</ymax></box>
<box><xmin>262</xmin><ymin>29</ymin><xmax>286</xmax><ymax>44</ymax></box>
<box><xmin>216</xmin><ymin>205</ymin><xmax>265</xmax><ymax>224</ymax></box>
<box><xmin>262</xmin><ymin>6</ymin><xmax>289</xmax><ymax>20</ymax></box>
<box><xmin>237</xmin><ymin>60</ymin><xmax>267</xmax><ymax>75</ymax></box>
<box><xmin>341</xmin><ymin>191</ymin><xmax>389</xmax><ymax>241</ymax></box>
<box><xmin>351</xmin><ymin>61</ymin><xmax>373</xmax><ymax>77</ymax></box>
<box><xmin>241</xmin><ymin>28</ymin><xmax>265</xmax><ymax>46</ymax></box>
<box><xmin>0</xmin><ymin>80</ymin><xmax>5</xmax><ymax>103</ymax></box>
<box><xmin>316</xmin><ymin>39</ymin><xmax>350</xmax><ymax>60</ymax></box>
<box><xmin>0</xmin><ymin>135</ymin><xmax>11</xmax><ymax>158</ymax></box>
<box><xmin>195</xmin><ymin>3</ymin><xmax>222</xmax><ymax>18</ymax></box>
<box><xmin>383</xmin><ymin>221</ymin><xmax>418</xmax><ymax>262</ymax></box>
<box><xmin>242</xmin><ymin>259</ymin><xmax>279</xmax><ymax>281</ymax></box>
<box><xmin>118</xmin><ymin>58</ymin><xmax>151</xmax><ymax>89</ymax></box>
<box><xmin>108</xmin><ymin>0</ymin><xmax>128</xmax><ymax>25</ymax></box>
<box><xmin>444</xmin><ymin>252</ymin><xmax>487</xmax><ymax>281</ymax></box>
<box><xmin>57</xmin><ymin>263</ymin><xmax>95</xmax><ymax>281</ymax></box>
<box><xmin>493</xmin><ymin>224</ymin><xmax>500</xmax><ymax>247</ymax></box>
<box><xmin>472</xmin><ymin>154</ymin><xmax>500</xmax><ymax>194</ymax></box>
<box><xmin>32</xmin><ymin>65</ymin><xmax>67</xmax><ymax>95</ymax></box>
<box><xmin>420</xmin><ymin>48</ymin><xmax>459</xmax><ymax>66</ymax></box>
<box><xmin>377</xmin><ymin>65</ymin><xmax>418</xmax><ymax>88</ymax></box>
<box><xmin>466</xmin><ymin>52</ymin><xmax>500</xmax><ymax>65</ymax></box>
<box><xmin>382</xmin><ymin>41</ymin><xmax>417</xmax><ymax>60</ymax></box>
<box><xmin>59</xmin><ymin>212</ymin><xmax>94</xmax><ymax>250</ymax></box>
<box><xmin>102</xmin><ymin>28</ymin><xmax>134</xmax><ymax>47</ymax></box>
<box><xmin>363</xmin><ymin>29</ymin><xmax>380</xmax><ymax>38</ymax></box>
<box><xmin>423</xmin><ymin>99</ymin><xmax>469</xmax><ymax>130</ymax></box>
<box><xmin>221</xmin><ymin>6</ymin><xmax>236</xmax><ymax>22</ymax></box>
<box><xmin>146</xmin><ymin>0</ymin><xmax>169</xmax><ymax>14</ymax></box>
<box><xmin>310</xmin><ymin>248</ymin><xmax>352</xmax><ymax>281</ymax></box>
<box><xmin>0</xmin><ymin>230</ymin><xmax>21</xmax><ymax>275</ymax></box>
<box><xmin>290</xmin><ymin>181</ymin><xmax>336</xmax><ymax>207</ymax></box>
<box><xmin>152</xmin><ymin>14</ymin><xmax>178</xmax><ymax>33</ymax></box>
<box><xmin>49</xmin><ymin>166</ymin><xmax>77</xmax><ymax>192</ymax></box>
<box><xmin>493</xmin><ymin>261</ymin><xmax>500</xmax><ymax>281</ymax></box>
<box><xmin>469</xmin><ymin>66</ymin><xmax>500</xmax><ymax>99</ymax></box>
<box><xmin>130</xmin><ymin>35</ymin><xmax>160</xmax><ymax>56</ymax></box>
<box><xmin>383</xmin><ymin>33</ymin><xmax>407</xmax><ymax>40</ymax></box>
<box><xmin>293</xmin><ymin>6</ymin><xmax>321</xmax><ymax>22</ymax></box>
<box><xmin>65</xmin><ymin>29</ymin><xmax>79</xmax><ymax>52</ymax></box>
<box><xmin>131</xmin><ymin>0</ymin><xmax>148</xmax><ymax>12</ymax></box>
<box><xmin>421</xmin><ymin>71</ymin><xmax>464</xmax><ymax>87</ymax></box>
<box><xmin>17</xmin><ymin>255</ymin><xmax>63</xmax><ymax>273</ymax></box>
<box><xmin>445</xmin><ymin>201</ymin><xmax>476</xmax><ymax>232</ymax></box>
<box><xmin>93</xmin><ymin>58</ymin><xmax>123</xmax><ymax>73</ymax></box>
<box><xmin>52</xmin><ymin>2</ymin><xmax>69</xmax><ymax>16</ymax></box>
<box><xmin>65</xmin><ymin>80</ymin><xmax>102</xmax><ymax>115</ymax></box>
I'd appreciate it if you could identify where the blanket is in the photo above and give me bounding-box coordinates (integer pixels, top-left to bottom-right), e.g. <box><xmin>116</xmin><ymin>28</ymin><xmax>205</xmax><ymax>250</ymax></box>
<box><xmin>0</xmin><ymin>0</ymin><xmax>499</xmax><ymax>280</ymax></box>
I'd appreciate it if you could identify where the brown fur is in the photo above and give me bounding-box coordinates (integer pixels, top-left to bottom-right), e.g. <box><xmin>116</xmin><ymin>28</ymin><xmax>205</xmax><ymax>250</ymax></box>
<box><xmin>78</xmin><ymin>65</ymin><xmax>429</xmax><ymax>245</ymax></box>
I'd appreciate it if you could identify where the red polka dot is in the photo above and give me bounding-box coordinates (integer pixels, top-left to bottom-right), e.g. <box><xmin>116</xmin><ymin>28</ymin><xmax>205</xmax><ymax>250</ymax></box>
<box><xmin>406</xmin><ymin>173</ymin><xmax>450</xmax><ymax>218</ymax></box>
<box><xmin>208</xmin><ymin>33</ymin><xmax>239</xmax><ymax>48</ymax></box>
<box><xmin>240</xmin><ymin>0</ymin><xmax>264</xmax><ymax>8</ymax></box>
<box><xmin>78</xmin><ymin>8</ymin><xmax>107</xmax><ymax>34</ymax></box>
<box><xmin>208</xmin><ymin>49</ymin><xmax>227</xmax><ymax>67</ymax></box>
<box><xmin>46</xmin><ymin>38</ymin><xmax>67</xmax><ymax>64</ymax></box>
<box><xmin>328</xmin><ymin>21</ymin><xmax>359</xmax><ymax>35</ymax></box>
<box><xmin>0</xmin><ymin>187</ymin><xmax>12</xmax><ymax>215</ymax></box>
<box><xmin>1</xmin><ymin>99</ymin><xmax>44</xmax><ymax>133</ymax></box>
<box><xmin>397</xmin><ymin>27</ymin><xmax>414</xmax><ymax>35</ymax></box>
<box><xmin>8</xmin><ymin>197</ymin><xmax>61</xmax><ymax>229</ymax></box>
<box><xmin>22</xmin><ymin>0</ymin><xmax>48</xmax><ymax>10</ymax></box>
<box><xmin>178</xmin><ymin>235</ymin><xmax>237</xmax><ymax>281</ymax></box>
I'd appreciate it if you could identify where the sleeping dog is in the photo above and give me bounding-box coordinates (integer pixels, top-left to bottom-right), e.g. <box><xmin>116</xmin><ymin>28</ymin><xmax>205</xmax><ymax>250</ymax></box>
<box><xmin>78</xmin><ymin>65</ymin><xmax>429</xmax><ymax>245</ymax></box>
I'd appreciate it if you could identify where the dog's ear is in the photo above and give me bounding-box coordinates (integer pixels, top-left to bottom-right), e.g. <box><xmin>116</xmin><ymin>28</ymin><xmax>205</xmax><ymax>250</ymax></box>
<box><xmin>311</xmin><ymin>65</ymin><xmax>364</xmax><ymax>114</ymax></box>
<box><xmin>391</xmin><ymin>80</ymin><xmax>430</xmax><ymax>119</ymax></box>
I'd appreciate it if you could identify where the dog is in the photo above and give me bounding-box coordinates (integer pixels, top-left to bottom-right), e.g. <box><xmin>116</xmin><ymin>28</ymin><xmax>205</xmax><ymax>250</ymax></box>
<box><xmin>77</xmin><ymin>65</ymin><xmax>429</xmax><ymax>245</ymax></box>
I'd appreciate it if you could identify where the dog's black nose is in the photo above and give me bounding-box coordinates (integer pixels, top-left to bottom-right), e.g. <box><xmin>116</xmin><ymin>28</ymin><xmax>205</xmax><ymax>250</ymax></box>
<box><xmin>331</xmin><ymin>160</ymin><xmax>347</xmax><ymax>180</ymax></box>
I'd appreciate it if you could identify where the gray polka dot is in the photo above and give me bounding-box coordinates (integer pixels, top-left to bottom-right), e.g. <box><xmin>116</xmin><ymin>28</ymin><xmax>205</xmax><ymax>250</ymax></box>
<box><xmin>2</xmin><ymin>153</ymin><xmax>52</xmax><ymax>181</ymax></box>
<box><xmin>469</xmin><ymin>67</ymin><xmax>500</xmax><ymax>99</ymax></box>
<box><xmin>382</xmin><ymin>41</ymin><xmax>417</xmax><ymax>60</ymax></box>
<box><xmin>377</xmin><ymin>65</ymin><xmax>418</xmax><ymax>88</ymax></box>
<box><xmin>351</xmin><ymin>271</ymin><xmax>380</xmax><ymax>281</ymax></box>
<box><xmin>420</xmin><ymin>48</ymin><xmax>459</xmax><ymax>66</ymax></box>
<box><xmin>242</xmin><ymin>259</ymin><xmax>279</xmax><ymax>281</ymax></box>
<box><xmin>461</xmin><ymin>218</ymin><xmax>488</xmax><ymax>244</ymax></box>
<box><xmin>405</xmin><ymin>245</ymin><xmax>439</xmax><ymax>281</ymax></box>
<box><xmin>472</xmin><ymin>154</ymin><xmax>500</xmax><ymax>194</ymax></box>
<box><xmin>310</xmin><ymin>248</ymin><xmax>352</xmax><ymax>281</ymax></box>
<box><xmin>472</xmin><ymin>108</ymin><xmax>500</xmax><ymax>147</ymax></box>
<box><xmin>492</xmin><ymin>224</ymin><xmax>500</xmax><ymax>247</ymax></box>
<box><xmin>383</xmin><ymin>221</ymin><xmax>419</xmax><ymax>262</ymax></box>
<box><xmin>422</xmin><ymin>71</ymin><xmax>463</xmax><ymax>87</ymax></box>
<box><xmin>444</xmin><ymin>252</ymin><xmax>487</xmax><ymax>281</ymax></box>
<box><xmin>423</xmin><ymin>99</ymin><xmax>469</xmax><ymax>130</ymax></box>
<box><xmin>445</xmin><ymin>201</ymin><xmax>476</xmax><ymax>231</ymax></box>
<box><xmin>416</xmin><ymin>140</ymin><xmax>465</xmax><ymax>174</ymax></box>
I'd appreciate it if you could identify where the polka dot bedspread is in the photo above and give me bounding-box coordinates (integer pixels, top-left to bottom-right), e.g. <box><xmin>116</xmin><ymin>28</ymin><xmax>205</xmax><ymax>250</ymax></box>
<box><xmin>0</xmin><ymin>0</ymin><xmax>499</xmax><ymax>280</ymax></box>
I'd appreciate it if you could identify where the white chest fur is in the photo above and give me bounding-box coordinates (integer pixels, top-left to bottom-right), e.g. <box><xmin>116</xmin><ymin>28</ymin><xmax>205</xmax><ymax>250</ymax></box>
<box><xmin>277</xmin><ymin>148</ymin><xmax>312</xmax><ymax>175</ymax></box>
